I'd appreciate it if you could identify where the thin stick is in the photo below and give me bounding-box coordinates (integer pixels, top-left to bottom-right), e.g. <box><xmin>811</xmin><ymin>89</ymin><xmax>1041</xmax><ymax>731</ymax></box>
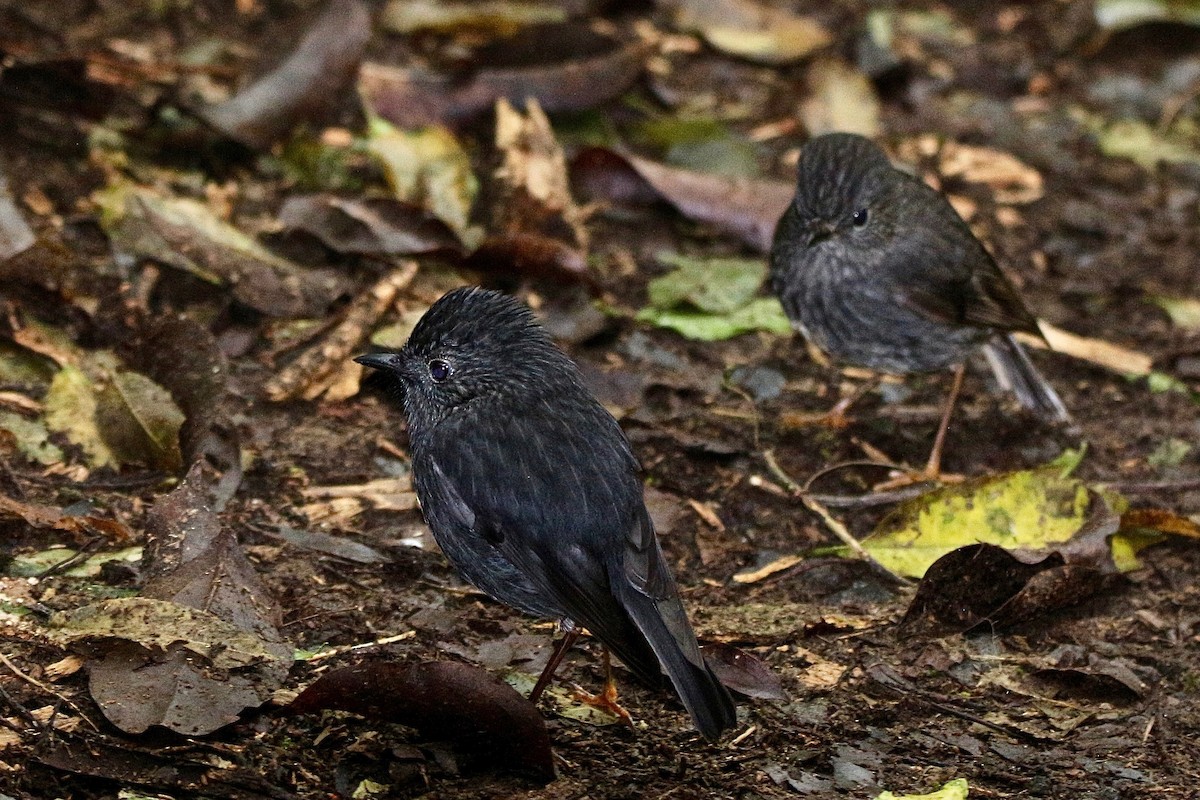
<box><xmin>266</xmin><ymin>261</ymin><xmax>419</xmax><ymax>402</ymax></box>
<box><xmin>0</xmin><ymin>651</ymin><xmax>98</xmax><ymax>730</ymax></box>
<box><xmin>763</xmin><ymin>450</ymin><xmax>912</xmax><ymax>586</ymax></box>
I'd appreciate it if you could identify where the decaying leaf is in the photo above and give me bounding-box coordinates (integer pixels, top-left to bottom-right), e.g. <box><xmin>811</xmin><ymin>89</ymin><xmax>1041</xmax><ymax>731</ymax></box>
<box><xmin>267</xmin><ymin>262</ymin><xmax>418</xmax><ymax>402</ymax></box>
<box><xmin>365</xmin><ymin>118</ymin><xmax>479</xmax><ymax>243</ymax></box>
<box><xmin>1151</xmin><ymin>295</ymin><xmax>1200</xmax><ymax>329</ymax></box>
<box><xmin>278</xmin><ymin>194</ymin><xmax>463</xmax><ymax>258</ymax></box>
<box><xmin>938</xmin><ymin>141</ymin><xmax>1044</xmax><ymax>205</ymax></box>
<box><xmin>0</xmin><ymin>165</ymin><xmax>36</xmax><ymax>262</ymax></box>
<box><xmin>1094</xmin><ymin>0</ymin><xmax>1200</xmax><ymax>31</ymax></box>
<box><xmin>97</xmin><ymin>181</ymin><xmax>340</xmax><ymax>317</ymax></box>
<box><xmin>292</xmin><ymin>660</ymin><xmax>555</xmax><ymax>782</ymax></box>
<box><xmin>637</xmin><ymin>253</ymin><xmax>791</xmax><ymax>341</ymax></box>
<box><xmin>675</xmin><ymin>0</ymin><xmax>832</xmax><ymax>65</ymax></box>
<box><xmin>1016</xmin><ymin>319</ymin><xmax>1153</xmax><ymax>376</ymax></box>
<box><xmin>699</xmin><ymin>642</ymin><xmax>786</xmax><ymax>700</ymax></box>
<box><xmin>0</xmin><ymin>410</ymin><xmax>63</xmax><ymax>464</ymax></box>
<box><xmin>571</xmin><ymin>148</ymin><xmax>794</xmax><ymax>252</ymax></box>
<box><xmin>202</xmin><ymin>0</ymin><xmax>371</xmax><ymax>149</ymax></box>
<box><xmin>61</xmin><ymin>467</ymin><xmax>292</xmax><ymax>735</ymax></box>
<box><xmin>464</xmin><ymin>233</ymin><xmax>599</xmax><ymax>291</ymax></box>
<box><xmin>0</xmin><ymin>494</ymin><xmax>135</xmax><ymax>544</ymax></box>
<box><xmin>49</xmin><ymin>597</ymin><xmax>282</xmax><ymax>671</ymax></box>
<box><xmin>492</xmin><ymin>98</ymin><xmax>590</xmax><ymax>249</ymax></box>
<box><xmin>96</xmin><ymin>369</ymin><xmax>186</xmax><ymax>471</ymax></box>
<box><xmin>799</xmin><ymin>58</ymin><xmax>882</xmax><ymax>139</ymax></box>
<box><xmin>360</xmin><ymin>24</ymin><xmax>648</xmax><ymax>128</ymax></box>
<box><xmin>875</xmin><ymin>778</ymin><xmax>969</xmax><ymax>800</ymax></box>
<box><xmin>9</xmin><ymin>545</ymin><xmax>142</xmax><ymax>578</ymax></box>
<box><xmin>865</xmin><ymin>461</ymin><xmax>1095</xmax><ymax>578</ymax></box>
<box><xmin>380</xmin><ymin>0</ymin><xmax>565</xmax><ymax>36</ymax></box>
<box><xmin>44</xmin><ymin>364</ymin><xmax>118</xmax><ymax>469</ymax></box>
<box><xmin>133</xmin><ymin>314</ymin><xmax>242</xmax><ymax>506</ymax></box>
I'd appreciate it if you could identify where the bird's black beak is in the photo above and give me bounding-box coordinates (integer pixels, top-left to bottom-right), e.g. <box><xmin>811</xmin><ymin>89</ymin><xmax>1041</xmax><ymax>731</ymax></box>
<box><xmin>354</xmin><ymin>352</ymin><xmax>404</xmax><ymax>373</ymax></box>
<box><xmin>806</xmin><ymin>220</ymin><xmax>837</xmax><ymax>246</ymax></box>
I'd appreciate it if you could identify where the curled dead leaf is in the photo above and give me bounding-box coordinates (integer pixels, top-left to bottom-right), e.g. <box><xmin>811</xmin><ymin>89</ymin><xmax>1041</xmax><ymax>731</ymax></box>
<box><xmin>360</xmin><ymin>24</ymin><xmax>649</xmax><ymax>128</ymax></box>
<box><xmin>291</xmin><ymin>659</ymin><xmax>555</xmax><ymax>782</ymax></box>
<box><xmin>202</xmin><ymin>0</ymin><xmax>371</xmax><ymax>149</ymax></box>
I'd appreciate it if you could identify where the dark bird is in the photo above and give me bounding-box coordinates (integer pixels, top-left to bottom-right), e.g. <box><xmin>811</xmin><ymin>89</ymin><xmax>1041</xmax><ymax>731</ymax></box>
<box><xmin>355</xmin><ymin>287</ymin><xmax>736</xmax><ymax>740</ymax></box>
<box><xmin>770</xmin><ymin>133</ymin><xmax>1069</xmax><ymax>484</ymax></box>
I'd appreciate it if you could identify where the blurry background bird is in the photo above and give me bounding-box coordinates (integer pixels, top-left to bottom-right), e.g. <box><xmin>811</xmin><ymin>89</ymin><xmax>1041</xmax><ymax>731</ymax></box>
<box><xmin>770</xmin><ymin>132</ymin><xmax>1070</xmax><ymax>487</ymax></box>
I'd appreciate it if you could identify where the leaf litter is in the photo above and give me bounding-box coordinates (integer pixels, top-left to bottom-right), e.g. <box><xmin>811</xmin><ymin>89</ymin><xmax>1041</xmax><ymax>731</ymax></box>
<box><xmin>3</xmin><ymin>1</ymin><xmax>1200</xmax><ymax>798</ymax></box>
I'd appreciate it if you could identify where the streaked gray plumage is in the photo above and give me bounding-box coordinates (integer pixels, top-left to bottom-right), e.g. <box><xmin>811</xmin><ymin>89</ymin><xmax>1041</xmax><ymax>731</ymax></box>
<box><xmin>355</xmin><ymin>287</ymin><xmax>735</xmax><ymax>740</ymax></box>
<box><xmin>770</xmin><ymin>133</ymin><xmax>1068</xmax><ymax>422</ymax></box>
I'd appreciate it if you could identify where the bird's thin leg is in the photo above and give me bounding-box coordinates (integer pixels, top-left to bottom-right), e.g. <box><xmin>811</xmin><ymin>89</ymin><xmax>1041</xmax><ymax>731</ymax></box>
<box><xmin>529</xmin><ymin>621</ymin><xmax>579</xmax><ymax>704</ymax></box>
<box><xmin>874</xmin><ymin>364</ymin><xmax>966</xmax><ymax>490</ymax></box>
<box><xmin>923</xmin><ymin>362</ymin><xmax>966</xmax><ymax>480</ymax></box>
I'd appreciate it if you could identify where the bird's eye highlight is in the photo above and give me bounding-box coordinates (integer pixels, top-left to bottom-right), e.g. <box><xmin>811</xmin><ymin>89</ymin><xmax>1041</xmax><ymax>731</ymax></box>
<box><xmin>851</xmin><ymin>208</ymin><xmax>870</xmax><ymax>227</ymax></box>
<box><xmin>428</xmin><ymin>359</ymin><xmax>452</xmax><ymax>383</ymax></box>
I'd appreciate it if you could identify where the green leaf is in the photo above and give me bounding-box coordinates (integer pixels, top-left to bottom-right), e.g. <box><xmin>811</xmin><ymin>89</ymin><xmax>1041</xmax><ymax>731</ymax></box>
<box><xmin>365</xmin><ymin>117</ymin><xmax>479</xmax><ymax>243</ymax></box>
<box><xmin>0</xmin><ymin>411</ymin><xmax>63</xmax><ymax>465</ymax></box>
<box><xmin>638</xmin><ymin>253</ymin><xmax>791</xmax><ymax>340</ymax></box>
<box><xmin>1095</xmin><ymin>0</ymin><xmax>1200</xmax><ymax>31</ymax></box>
<box><xmin>864</xmin><ymin>466</ymin><xmax>1093</xmax><ymax>578</ymax></box>
<box><xmin>648</xmin><ymin>253</ymin><xmax>768</xmax><ymax>313</ymax></box>
<box><xmin>636</xmin><ymin>298</ymin><xmax>792</xmax><ymax>341</ymax></box>
<box><xmin>875</xmin><ymin>778</ymin><xmax>969</xmax><ymax>800</ymax></box>
<box><xmin>44</xmin><ymin>364</ymin><xmax>118</xmax><ymax>469</ymax></box>
<box><xmin>1151</xmin><ymin>295</ymin><xmax>1200</xmax><ymax>329</ymax></box>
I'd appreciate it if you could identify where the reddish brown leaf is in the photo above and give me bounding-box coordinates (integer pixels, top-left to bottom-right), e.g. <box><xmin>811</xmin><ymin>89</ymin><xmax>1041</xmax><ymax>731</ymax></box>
<box><xmin>464</xmin><ymin>233</ymin><xmax>598</xmax><ymax>291</ymax></box>
<box><xmin>291</xmin><ymin>659</ymin><xmax>555</xmax><ymax>782</ymax></box>
<box><xmin>570</xmin><ymin>147</ymin><xmax>794</xmax><ymax>252</ymax></box>
<box><xmin>203</xmin><ymin>0</ymin><xmax>371</xmax><ymax>149</ymax></box>
<box><xmin>278</xmin><ymin>194</ymin><xmax>463</xmax><ymax>258</ymax></box>
<box><xmin>699</xmin><ymin>641</ymin><xmax>787</xmax><ymax>701</ymax></box>
<box><xmin>82</xmin><ymin>465</ymin><xmax>290</xmax><ymax>736</ymax></box>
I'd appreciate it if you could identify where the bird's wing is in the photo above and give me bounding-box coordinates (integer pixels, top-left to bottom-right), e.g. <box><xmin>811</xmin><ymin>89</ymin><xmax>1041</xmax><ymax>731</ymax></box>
<box><xmin>429</xmin><ymin>401</ymin><xmax>658</xmax><ymax>650</ymax></box>
<box><xmin>888</xmin><ymin>176</ymin><xmax>1042</xmax><ymax>337</ymax></box>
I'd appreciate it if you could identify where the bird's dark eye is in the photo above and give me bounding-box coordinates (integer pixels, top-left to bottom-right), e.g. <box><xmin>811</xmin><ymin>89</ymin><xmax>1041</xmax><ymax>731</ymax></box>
<box><xmin>428</xmin><ymin>359</ymin><xmax>451</xmax><ymax>383</ymax></box>
<box><xmin>851</xmin><ymin>208</ymin><xmax>870</xmax><ymax>227</ymax></box>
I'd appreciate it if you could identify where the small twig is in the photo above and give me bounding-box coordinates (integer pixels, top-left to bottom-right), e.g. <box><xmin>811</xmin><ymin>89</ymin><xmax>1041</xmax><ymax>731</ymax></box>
<box><xmin>0</xmin><ymin>651</ymin><xmax>97</xmax><ymax>730</ymax></box>
<box><xmin>1098</xmin><ymin>477</ymin><xmax>1200</xmax><ymax>494</ymax></box>
<box><xmin>266</xmin><ymin>261</ymin><xmax>419</xmax><ymax>402</ymax></box>
<box><xmin>762</xmin><ymin>450</ymin><xmax>913</xmax><ymax>586</ymax></box>
<box><xmin>304</xmin><ymin>631</ymin><xmax>417</xmax><ymax>662</ymax></box>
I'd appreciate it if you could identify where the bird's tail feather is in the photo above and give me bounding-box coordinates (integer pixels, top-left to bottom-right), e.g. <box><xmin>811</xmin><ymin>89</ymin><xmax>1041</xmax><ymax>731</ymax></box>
<box><xmin>614</xmin><ymin>588</ymin><xmax>736</xmax><ymax>741</ymax></box>
<box><xmin>983</xmin><ymin>333</ymin><xmax>1071</xmax><ymax>424</ymax></box>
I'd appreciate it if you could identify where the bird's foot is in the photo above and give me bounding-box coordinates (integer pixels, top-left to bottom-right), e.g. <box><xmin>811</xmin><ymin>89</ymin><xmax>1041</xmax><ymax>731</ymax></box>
<box><xmin>570</xmin><ymin>679</ymin><xmax>637</xmax><ymax>732</ymax></box>
<box><xmin>872</xmin><ymin>465</ymin><xmax>964</xmax><ymax>492</ymax></box>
